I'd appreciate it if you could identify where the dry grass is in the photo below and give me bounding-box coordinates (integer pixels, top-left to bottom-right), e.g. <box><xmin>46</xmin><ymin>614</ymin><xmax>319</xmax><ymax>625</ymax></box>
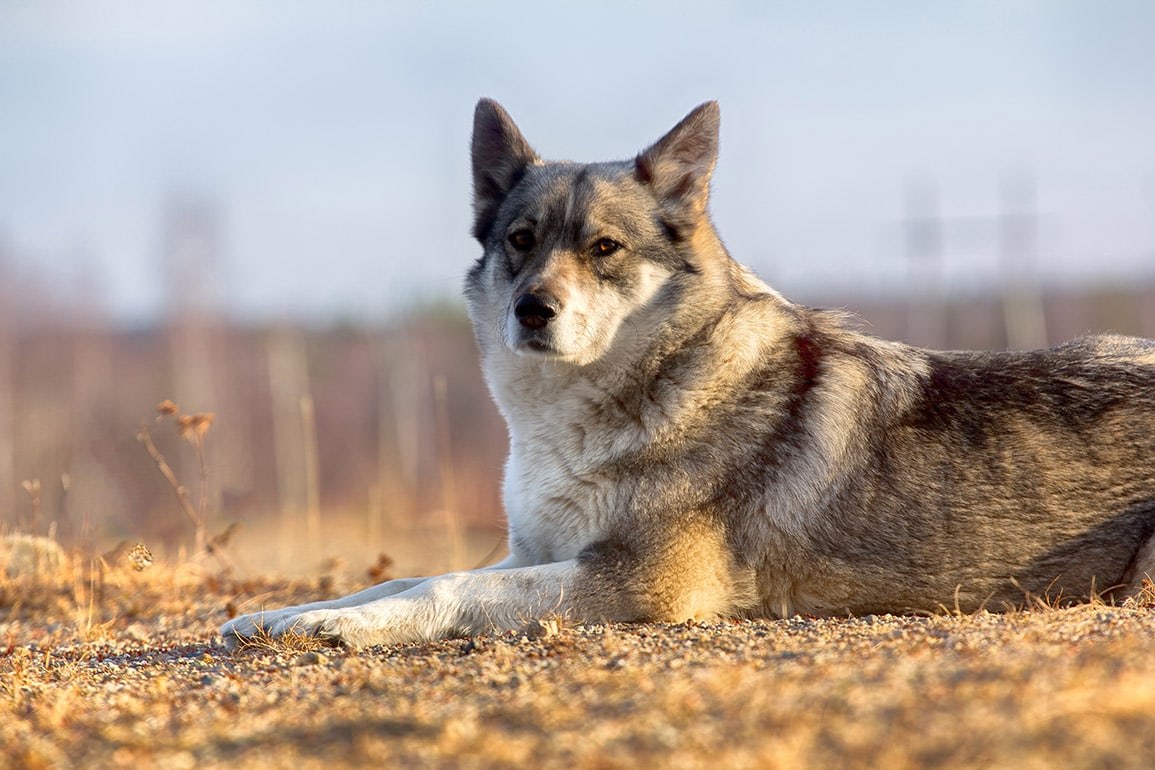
<box><xmin>2</xmin><ymin>553</ymin><xmax>1155</xmax><ymax>770</ymax></box>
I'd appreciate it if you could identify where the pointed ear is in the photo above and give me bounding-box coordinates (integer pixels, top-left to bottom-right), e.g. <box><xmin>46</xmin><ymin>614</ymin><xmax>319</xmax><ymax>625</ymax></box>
<box><xmin>471</xmin><ymin>99</ymin><xmax>539</xmax><ymax>241</ymax></box>
<box><xmin>634</xmin><ymin>102</ymin><xmax>720</xmax><ymax>229</ymax></box>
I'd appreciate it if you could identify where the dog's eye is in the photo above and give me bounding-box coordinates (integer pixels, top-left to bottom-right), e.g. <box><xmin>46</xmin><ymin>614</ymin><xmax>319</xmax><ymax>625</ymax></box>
<box><xmin>508</xmin><ymin>229</ymin><xmax>535</xmax><ymax>251</ymax></box>
<box><xmin>592</xmin><ymin>238</ymin><xmax>620</xmax><ymax>257</ymax></box>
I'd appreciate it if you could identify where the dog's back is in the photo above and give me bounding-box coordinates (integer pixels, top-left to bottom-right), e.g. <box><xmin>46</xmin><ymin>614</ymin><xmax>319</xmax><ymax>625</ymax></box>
<box><xmin>754</xmin><ymin>323</ymin><xmax>1155</xmax><ymax>615</ymax></box>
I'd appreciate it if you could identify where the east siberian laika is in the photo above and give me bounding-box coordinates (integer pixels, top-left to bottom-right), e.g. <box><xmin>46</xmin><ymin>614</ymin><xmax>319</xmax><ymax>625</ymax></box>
<box><xmin>221</xmin><ymin>99</ymin><xmax>1155</xmax><ymax>649</ymax></box>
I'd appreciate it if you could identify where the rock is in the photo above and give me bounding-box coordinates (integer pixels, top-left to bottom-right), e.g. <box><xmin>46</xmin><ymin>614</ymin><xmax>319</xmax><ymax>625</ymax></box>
<box><xmin>293</xmin><ymin>651</ymin><xmax>325</xmax><ymax>666</ymax></box>
<box><xmin>519</xmin><ymin>619</ymin><xmax>560</xmax><ymax>641</ymax></box>
<box><xmin>1</xmin><ymin>534</ymin><xmax>67</xmax><ymax>578</ymax></box>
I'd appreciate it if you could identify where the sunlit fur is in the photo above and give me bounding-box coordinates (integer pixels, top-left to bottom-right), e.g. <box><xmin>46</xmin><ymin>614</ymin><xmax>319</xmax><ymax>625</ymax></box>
<box><xmin>221</xmin><ymin>100</ymin><xmax>1155</xmax><ymax>649</ymax></box>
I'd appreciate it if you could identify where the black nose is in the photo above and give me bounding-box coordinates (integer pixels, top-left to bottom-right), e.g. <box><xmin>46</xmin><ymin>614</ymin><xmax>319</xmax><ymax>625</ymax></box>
<box><xmin>514</xmin><ymin>292</ymin><xmax>559</xmax><ymax>330</ymax></box>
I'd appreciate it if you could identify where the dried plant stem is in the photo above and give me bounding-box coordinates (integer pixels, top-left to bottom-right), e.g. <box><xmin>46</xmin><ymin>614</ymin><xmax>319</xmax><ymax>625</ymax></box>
<box><xmin>137</xmin><ymin>423</ymin><xmax>206</xmax><ymax>553</ymax></box>
<box><xmin>194</xmin><ymin>432</ymin><xmax>210</xmax><ymax>548</ymax></box>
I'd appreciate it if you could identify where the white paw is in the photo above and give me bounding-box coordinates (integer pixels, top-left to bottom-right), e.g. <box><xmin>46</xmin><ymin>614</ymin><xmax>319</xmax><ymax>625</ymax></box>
<box><xmin>271</xmin><ymin>608</ymin><xmax>393</xmax><ymax>649</ymax></box>
<box><xmin>221</xmin><ymin>607</ymin><xmax>397</xmax><ymax>649</ymax></box>
<box><xmin>219</xmin><ymin>608</ymin><xmax>303</xmax><ymax>648</ymax></box>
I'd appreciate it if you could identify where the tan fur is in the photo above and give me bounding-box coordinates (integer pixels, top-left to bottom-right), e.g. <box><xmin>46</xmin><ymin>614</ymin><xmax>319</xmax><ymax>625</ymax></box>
<box><xmin>220</xmin><ymin>99</ymin><xmax>1155</xmax><ymax>650</ymax></box>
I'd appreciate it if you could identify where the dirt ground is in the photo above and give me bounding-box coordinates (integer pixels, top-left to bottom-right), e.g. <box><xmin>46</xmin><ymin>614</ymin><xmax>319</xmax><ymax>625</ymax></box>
<box><xmin>3</xmin><ymin>559</ymin><xmax>1155</xmax><ymax>770</ymax></box>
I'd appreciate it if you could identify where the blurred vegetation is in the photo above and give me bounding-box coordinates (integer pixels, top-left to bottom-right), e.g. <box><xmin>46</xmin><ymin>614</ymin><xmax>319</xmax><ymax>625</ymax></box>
<box><xmin>0</xmin><ymin>283</ymin><xmax>1152</xmax><ymax>573</ymax></box>
<box><xmin>0</xmin><ymin>303</ymin><xmax>506</xmax><ymax>571</ymax></box>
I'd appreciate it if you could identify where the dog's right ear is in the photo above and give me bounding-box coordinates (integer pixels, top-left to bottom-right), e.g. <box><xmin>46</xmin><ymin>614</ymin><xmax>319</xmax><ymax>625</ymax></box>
<box><xmin>471</xmin><ymin>99</ymin><xmax>539</xmax><ymax>242</ymax></box>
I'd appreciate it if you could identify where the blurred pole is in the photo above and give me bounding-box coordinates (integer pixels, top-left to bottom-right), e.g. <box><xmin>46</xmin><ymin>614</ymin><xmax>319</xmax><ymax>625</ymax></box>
<box><xmin>0</xmin><ymin>329</ymin><xmax>12</xmax><ymax>525</ymax></box>
<box><xmin>300</xmin><ymin>393</ymin><xmax>322</xmax><ymax>562</ymax></box>
<box><xmin>164</xmin><ymin>194</ymin><xmax>221</xmax><ymax>407</ymax></box>
<box><xmin>433</xmin><ymin>374</ymin><xmax>464</xmax><ymax>570</ymax></box>
<box><xmin>390</xmin><ymin>339</ymin><xmax>422</xmax><ymax>493</ymax></box>
<box><xmin>999</xmin><ymin>171</ymin><xmax>1048</xmax><ymax>350</ymax></box>
<box><xmin>1144</xmin><ymin>285</ymin><xmax>1155</xmax><ymax>340</ymax></box>
<box><xmin>267</xmin><ymin>326</ymin><xmax>310</xmax><ymax>565</ymax></box>
<box><xmin>1142</xmin><ymin>179</ymin><xmax>1155</xmax><ymax>338</ymax></box>
<box><xmin>372</xmin><ymin>331</ymin><xmax>418</xmax><ymax>540</ymax></box>
<box><xmin>368</xmin><ymin>330</ymin><xmax>388</xmax><ymax>548</ymax></box>
<box><xmin>69</xmin><ymin>278</ymin><xmax>114</xmax><ymax>543</ymax></box>
<box><xmin>162</xmin><ymin>193</ymin><xmax>223</xmax><ymax>515</ymax></box>
<box><xmin>0</xmin><ymin>242</ymin><xmax>10</xmax><ymax>523</ymax></box>
<box><xmin>903</xmin><ymin>176</ymin><xmax>945</xmax><ymax>349</ymax></box>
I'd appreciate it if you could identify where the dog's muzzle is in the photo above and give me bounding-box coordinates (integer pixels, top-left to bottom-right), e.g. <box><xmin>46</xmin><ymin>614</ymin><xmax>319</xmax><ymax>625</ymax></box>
<box><xmin>514</xmin><ymin>291</ymin><xmax>560</xmax><ymax>331</ymax></box>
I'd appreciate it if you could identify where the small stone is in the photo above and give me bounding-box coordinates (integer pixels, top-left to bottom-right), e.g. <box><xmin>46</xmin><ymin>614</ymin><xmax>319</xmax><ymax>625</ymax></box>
<box><xmin>460</xmin><ymin>637</ymin><xmax>485</xmax><ymax>655</ymax></box>
<box><xmin>124</xmin><ymin>624</ymin><xmax>149</xmax><ymax>642</ymax></box>
<box><xmin>519</xmin><ymin>619</ymin><xmax>559</xmax><ymax>641</ymax></box>
<box><xmin>293</xmin><ymin>651</ymin><xmax>325</xmax><ymax>667</ymax></box>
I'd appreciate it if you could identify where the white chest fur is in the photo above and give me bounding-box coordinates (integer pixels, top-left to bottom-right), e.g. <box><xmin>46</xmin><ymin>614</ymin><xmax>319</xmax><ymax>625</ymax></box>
<box><xmin>492</xmin><ymin>361</ymin><xmax>646</xmax><ymax>565</ymax></box>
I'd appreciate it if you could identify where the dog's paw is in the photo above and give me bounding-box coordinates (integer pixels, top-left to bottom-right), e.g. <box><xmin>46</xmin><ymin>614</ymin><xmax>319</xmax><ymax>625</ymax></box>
<box><xmin>221</xmin><ymin>606</ymin><xmax>386</xmax><ymax>649</ymax></box>
<box><xmin>221</xmin><ymin>592</ymin><xmax>445</xmax><ymax>650</ymax></box>
<box><xmin>268</xmin><ymin>608</ymin><xmax>388</xmax><ymax>649</ymax></box>
<box><xmin>219</xmin><ymin>608</ymin><xmax>300</xmax><ymax>648</ymax></box>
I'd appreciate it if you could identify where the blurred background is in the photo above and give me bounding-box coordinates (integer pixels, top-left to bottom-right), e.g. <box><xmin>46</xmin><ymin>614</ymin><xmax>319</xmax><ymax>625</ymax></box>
<box><xmin>1</xmin><ymin>1</ymin><xmax>1153</xmax><ymax>576</ymax></box>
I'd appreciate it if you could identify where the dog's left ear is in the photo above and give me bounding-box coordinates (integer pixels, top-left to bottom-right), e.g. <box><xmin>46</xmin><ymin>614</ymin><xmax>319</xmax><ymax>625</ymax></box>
<box><xmin>472</xmin><ymin>99</ymin><xmax>539</xmax><ymax>242</ymax></box>
<box><xmin>635</xmin><ymin>102</ymin><xmax>720</xmax><ymax>229</ymax></box>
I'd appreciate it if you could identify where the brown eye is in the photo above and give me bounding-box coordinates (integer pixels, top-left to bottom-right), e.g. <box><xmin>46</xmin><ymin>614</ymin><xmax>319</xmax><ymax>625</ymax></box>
<box><xmin>508</xmin><ymin>229</ymin><xmax>534</xmax><ymax>251</ymax></box>
<box><xmin>592</xmin><ymin>238</ymin><xmax>620</xmax><ymax>257</ymax></box>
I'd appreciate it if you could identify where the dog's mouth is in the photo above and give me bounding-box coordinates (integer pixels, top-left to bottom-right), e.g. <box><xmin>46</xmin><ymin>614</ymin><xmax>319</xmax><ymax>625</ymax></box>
<box><xmin>510</xmin><ymin>322</ymin><xmax>564</xmax><ymax>356</ymax></box>
<box><xmin>516</xmin><ymin>337</ymin><xmax>560</xmax><ymax>356</ymax></box>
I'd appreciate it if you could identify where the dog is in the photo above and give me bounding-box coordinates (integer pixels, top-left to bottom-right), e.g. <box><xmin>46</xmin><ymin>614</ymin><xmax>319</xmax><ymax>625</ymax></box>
<box><xmin>221</xmin><ymin>99</ymin><xmax>1155</xmax><ymax>649</ymax></box>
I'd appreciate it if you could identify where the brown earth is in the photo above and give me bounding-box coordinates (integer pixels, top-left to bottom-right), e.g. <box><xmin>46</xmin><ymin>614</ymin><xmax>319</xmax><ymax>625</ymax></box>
<box><xmin>3</xmin><ymin>560</ymin><xmax>1155</xmax><ymax>769</ymax></box>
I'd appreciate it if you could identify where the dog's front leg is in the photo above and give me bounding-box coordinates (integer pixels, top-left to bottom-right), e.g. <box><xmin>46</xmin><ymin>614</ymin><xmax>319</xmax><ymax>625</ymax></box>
<box><xmin>248</xmin><ymin>522</ymin><xmax>754</xmax><ymax>649</ymax></box>
<box><xmin>261</xmin><ymin>560</ymin><xmax>584</xmax><ymax>648</ymax></box>
<box><xmin>220</xmin><ymin>575</ymin><xmax>432</xmax><ymax>647</ymax></box>
<box><xmin>220</xmin><ymin>554</ymin><xmax>536</xmax><ymax>647</ymax></box>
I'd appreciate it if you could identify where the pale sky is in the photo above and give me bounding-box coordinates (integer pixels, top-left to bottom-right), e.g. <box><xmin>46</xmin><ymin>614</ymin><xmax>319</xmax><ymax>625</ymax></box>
<box><xmin>1</xmin><ymin>1</ymin><xmax>1153</xmax><ymax>322</ymax></box>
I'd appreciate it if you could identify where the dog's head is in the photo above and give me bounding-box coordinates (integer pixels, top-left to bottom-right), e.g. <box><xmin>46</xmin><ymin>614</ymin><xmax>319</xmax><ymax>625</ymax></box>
<box><xmin>465</xmin><ymin>99</ymin><xmax>725</xmax><ymax>367</ymax></box>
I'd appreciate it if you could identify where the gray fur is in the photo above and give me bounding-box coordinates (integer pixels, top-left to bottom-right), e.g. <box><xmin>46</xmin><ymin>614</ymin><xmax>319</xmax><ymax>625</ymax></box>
<box><xmin>220</xmin><ymin>101</ymin><xmax>1155</xmax><ymax>650</ymax></box>
<box><xmin>466</xmin><ymin>98</ymin><xmax>1155</xmax><ymax>618</ymax></box>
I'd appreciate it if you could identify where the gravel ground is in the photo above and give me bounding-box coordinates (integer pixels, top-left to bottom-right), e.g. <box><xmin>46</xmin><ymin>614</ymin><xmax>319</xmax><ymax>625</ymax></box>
<box><xmin>3</xmin><ymin>565</ymin><xmax>1155</xmax><ymax>769</ymax></box>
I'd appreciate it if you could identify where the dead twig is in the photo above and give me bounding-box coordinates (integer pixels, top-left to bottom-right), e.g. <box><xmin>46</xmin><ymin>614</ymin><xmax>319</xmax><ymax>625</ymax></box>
<box><xmin>137</xmin><ymin>421</ymin><xmax>205</xmax><ymax>552</ymax></box>
<box><xmin>138</xmin><ymin>400</ymin><xmax>235</xmax><ymax>572</ymax></box>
